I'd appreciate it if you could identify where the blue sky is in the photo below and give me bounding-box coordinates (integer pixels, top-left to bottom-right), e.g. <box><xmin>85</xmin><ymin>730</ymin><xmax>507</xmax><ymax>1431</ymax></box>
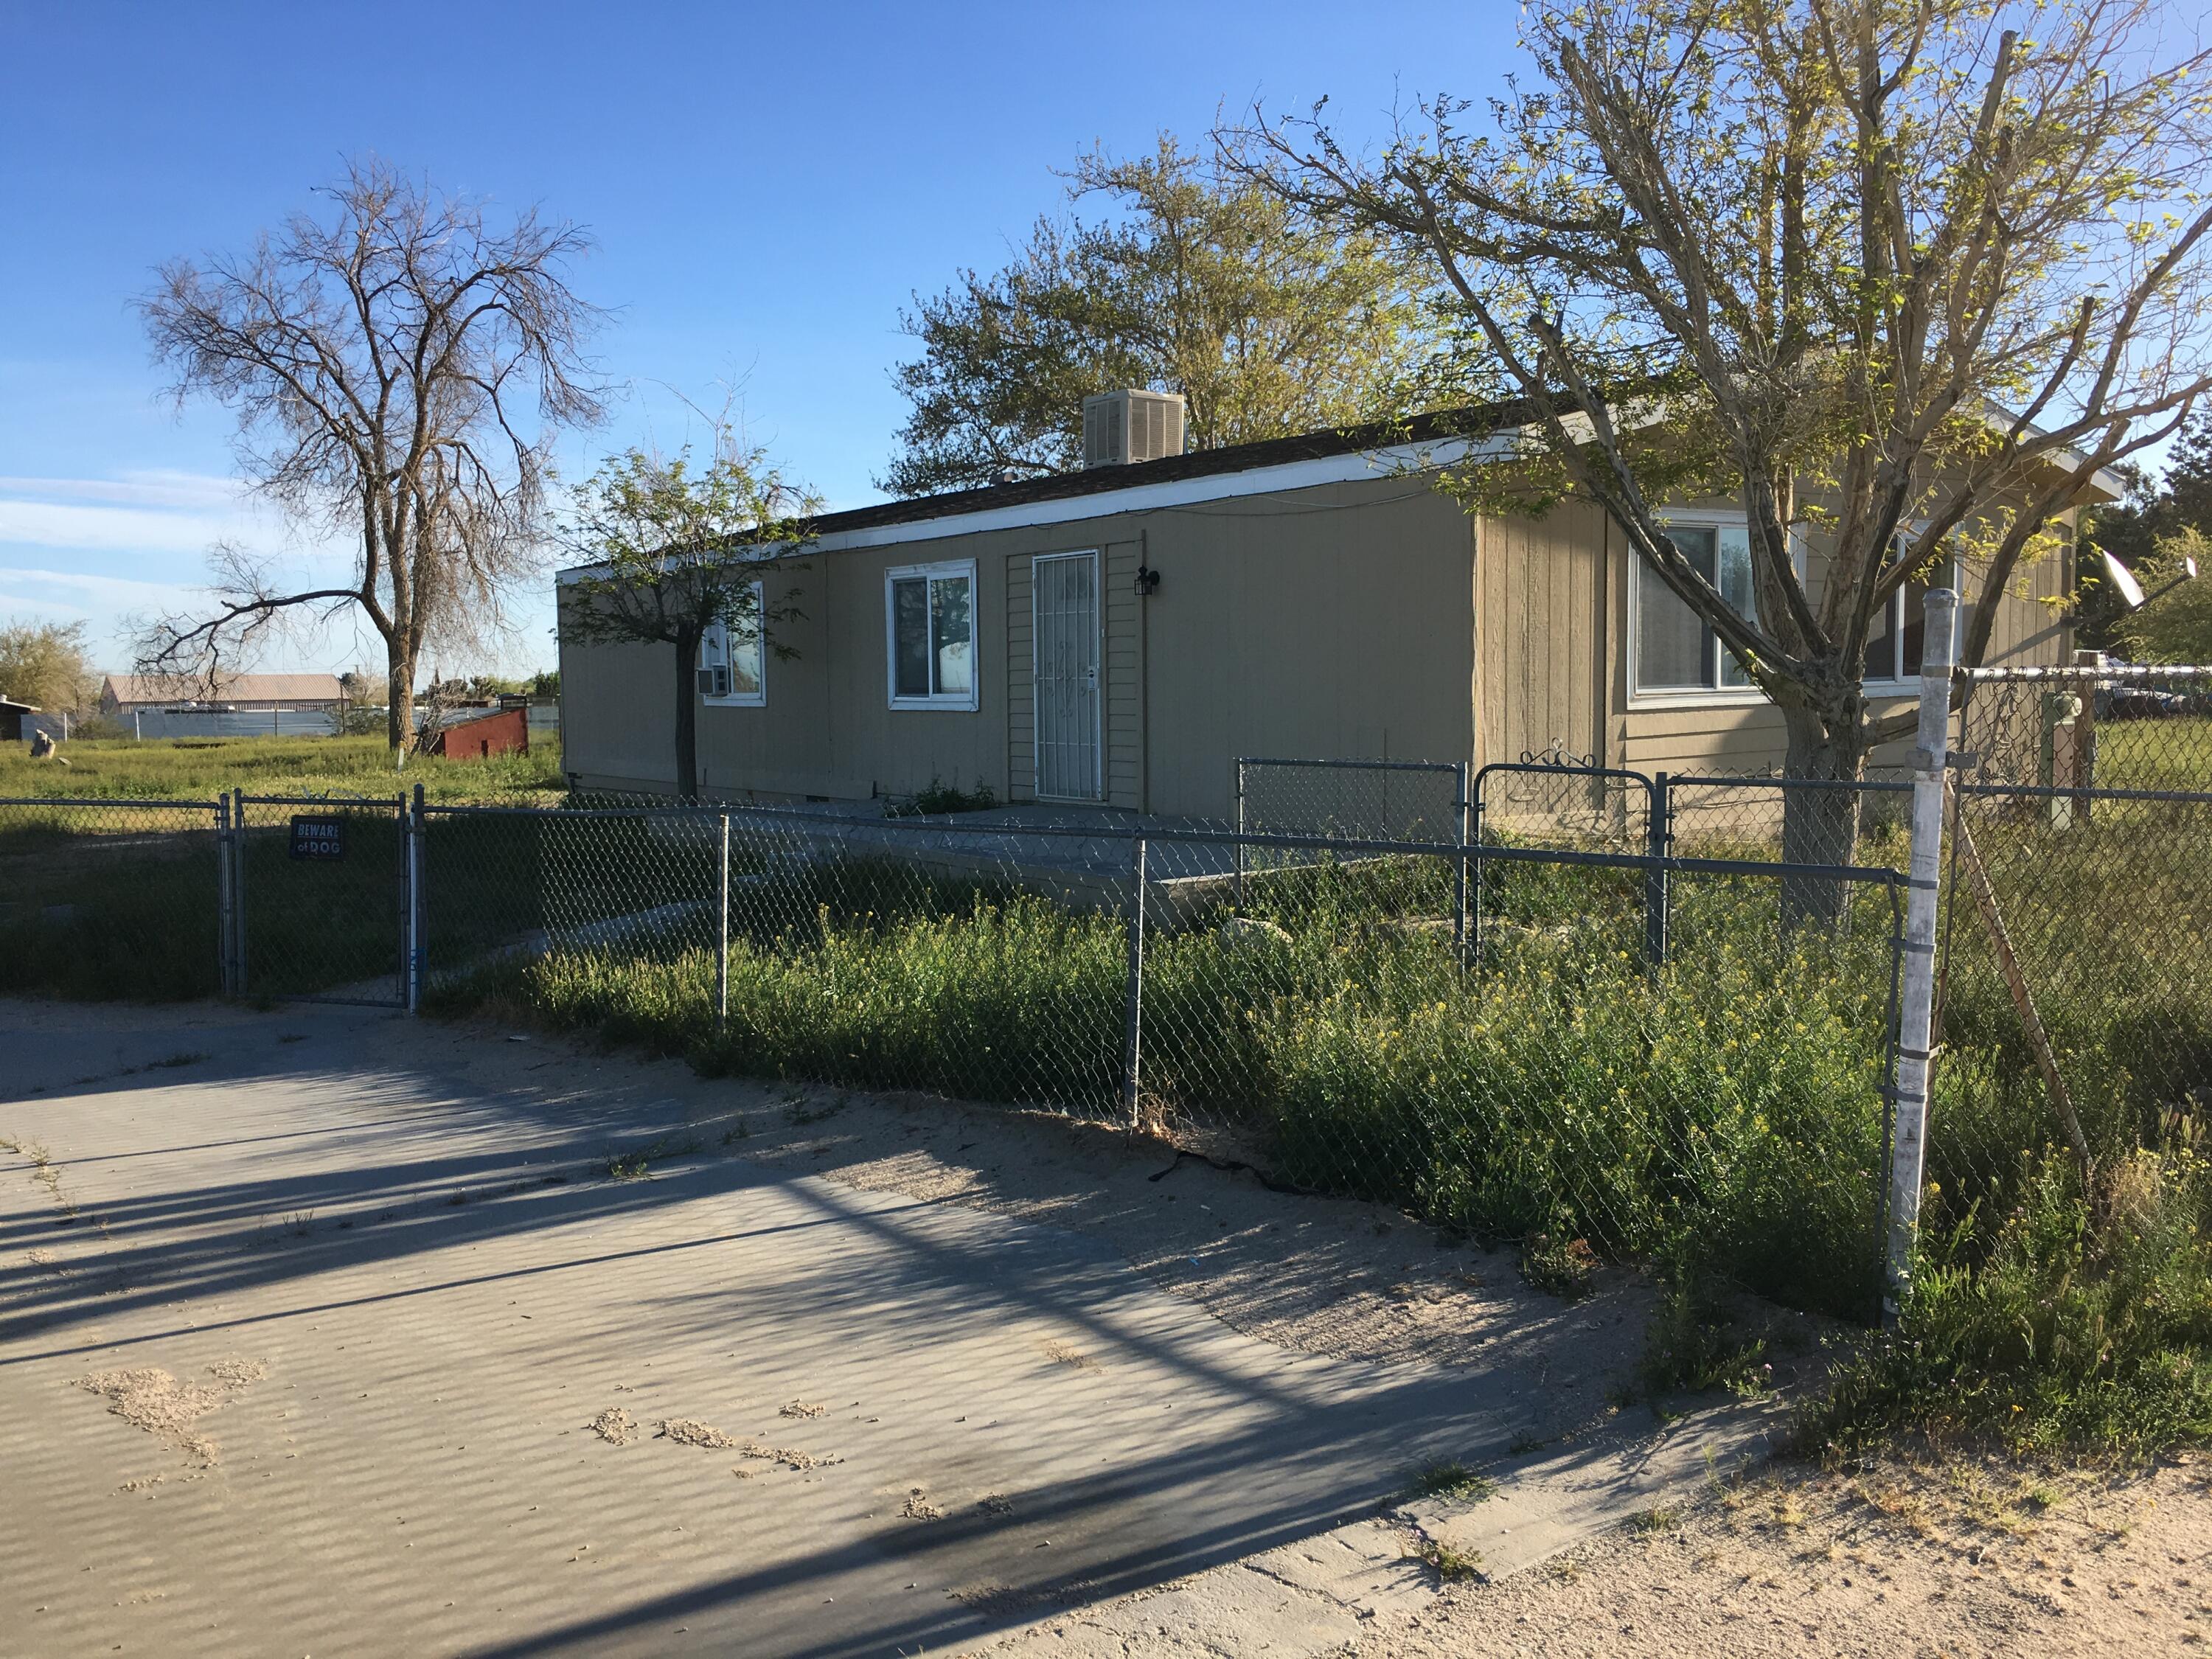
<box><xmin>0</xmin><ymin>0</ymin><xmax>1520</xmax><ymax>678</ymax></box>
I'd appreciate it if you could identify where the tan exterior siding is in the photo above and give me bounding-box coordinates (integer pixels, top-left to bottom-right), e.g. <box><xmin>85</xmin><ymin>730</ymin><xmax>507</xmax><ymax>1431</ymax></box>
<box><xmin>1135</xmin><ymin>485</ymin><xmax>1478</xmax><ymax>818</ymax></box>
<box><xmin>1104</xmin><ymin>540</ymin><xmax>1144</xmax><ymax>809</ymax></box>
<box><xmin>557</xmin><ymin>467</ymin><xmax>2084</xmax><ymax>807</ymax></box>
<box><xmin>558</xmin><ymin>629</ymin><xmax>681</xmax><ymax>792</ymax></box>
<box><xmin>1004</xmin><ymin>554</ymin><xmax>1034</xmax><ymax>801</ymax></box>
<box><xmin>560</xmin><ymin>473</ymin><xmax>1481</xmax><ymax>817</ymax></box>
<box><xmin>1475</xmin><ymin>501</ymin><xmax>1610</xmax><ymax>768</ymax></box>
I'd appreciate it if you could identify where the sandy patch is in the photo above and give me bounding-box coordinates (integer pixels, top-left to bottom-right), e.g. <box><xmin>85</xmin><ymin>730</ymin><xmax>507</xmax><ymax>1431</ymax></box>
<box><xmin>75</xmin><ymin>1357</ymin><xmax>265</xmax><ymax>1467</ymax></box>
<box><xmin>1343</xmin><ymin>1454</ymin><xmax>2212</xmax><ymax>1658</ymax></box>
<box><xmin>658</xmin><ymin>1418</ymin><xmax>740</xmax><ymax>1449</ymax></box>
<box><xmin>901</xmin><ymin>1488</ymin><xmax>947</xmax><ymax>1520</ymax></box>
<box><xmin>779</xmin><ymin>1400</ymin><xmax>827</xmax><ymax>1419</ymax></box>
<box><xmin>588</xmin><ymin>1408</ymin><xmax>638</xmax><ymax>1446</ymax></box>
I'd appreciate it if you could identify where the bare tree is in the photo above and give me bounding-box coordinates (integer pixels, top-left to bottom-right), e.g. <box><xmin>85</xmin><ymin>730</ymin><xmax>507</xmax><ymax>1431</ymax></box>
<box><xmin>138</xmin><ymin>159</ymin><xmax>606</xmax><ymax>746</ymax></box>
<box><xmin>1248</xmin><ymin>0</ymin><xmax>2212</xmax><ymax>880</ymax></box>
<box><xmin>557</xmin><ymin>435</ymin><xmax>818</xmax><ymax>799</ymax></box>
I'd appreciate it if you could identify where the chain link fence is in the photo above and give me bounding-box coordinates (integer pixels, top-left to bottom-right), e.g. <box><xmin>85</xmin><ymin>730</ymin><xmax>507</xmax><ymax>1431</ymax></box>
<box><xmin>224</xmin><ymin>793</ymin><xmax>411</xmax><ymax>1005</ymax></box>
<box><xmin>0</xmin><ymin>798</ymin><xmax>226</xmax><ymax>1000</ymax></box>
<box><xmin>40</xmin><ymin>678</ymin><xmax>2201</xmax><ymax>1334</ymax></box>
<box><xmin>1929</xmin><ymin>664</ymin><xmax>2212</xmax><ymax>1252</ymax></box>
<box><xmin>405</xmin><ymin>787</ymin><xmax>1908</xmax><ymax>1320</ymax></box>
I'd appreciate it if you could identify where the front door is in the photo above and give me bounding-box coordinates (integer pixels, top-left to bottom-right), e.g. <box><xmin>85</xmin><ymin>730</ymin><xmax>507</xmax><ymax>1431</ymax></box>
<box><xmin>1032</xmin><ymin>550</ymin><xmax>1102</xmax><ymax>800</ymax></box>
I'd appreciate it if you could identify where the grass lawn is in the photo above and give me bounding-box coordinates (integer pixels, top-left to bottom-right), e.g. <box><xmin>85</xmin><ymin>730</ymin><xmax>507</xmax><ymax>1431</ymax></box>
<box><xmin>0</xmin><ymin>731</ymin><xmax>566</xmax><ymax>804</ymax></box>
<box><xmin>2096</xmin><ymin>714</ymin><xmax>2212</xmax><ymax>791</ymax></box>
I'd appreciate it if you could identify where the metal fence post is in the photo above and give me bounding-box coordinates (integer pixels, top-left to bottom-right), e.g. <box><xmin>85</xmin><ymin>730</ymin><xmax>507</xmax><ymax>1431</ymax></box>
<box><xmin>215</xmin><ymin>795</ymin><xmax>234</xmax><ymax>995</ymax></box>
<box><xmin>1886</xmin><ymin>587</ymin><xmax>1958</xmax><ymax>1327</ymax></box>
<box><xmin>1122</xmin><ymin>835</ymin><xmax>1147</xmax><ymax>1130</ymax></box>
<box><xmin>2072</xmin><ymin>647</ymin><xmax>2102</xmax><ymax>821</ymax></box>
<box><xmin>1233</xmin><ymin>760</ymin><xmax>1246</xmax><ymax>911</ymax></box>
<box><xmin>1468</xmin><ymin>773</ymin><xmax>1486</xmax><ymax>970</ymax></box>
<box><xmin>1452</xmin><ymin>761</ymin><xmax>1470</xmax><ymax>965</ymax></box>
<box><xmin>406</xmin><ymin>783</ymin><xmax>425</xmax><ymax>1012</ymax></box>
<box><xmin>229</xmin><ymin>789</ymin><xmax>248</xmax><ymax>995</ymax></box>
<box><xmin>717</xmin><ymin>810</ymin><xmax>731</xmax><ymax>1027</ymax></box>
<box><xmin>1645</xmin><ymin>772</ymin><xmax>1672</xmax><ymax>970</ymax></box>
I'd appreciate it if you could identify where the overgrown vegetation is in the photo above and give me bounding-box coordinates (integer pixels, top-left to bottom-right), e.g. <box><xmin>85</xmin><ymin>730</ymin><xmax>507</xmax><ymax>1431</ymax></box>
<box><xmin>432</xmin><ymin>850</ymin><xmax>1902</xmax><ymax>1321</ymax></box>
<box><xmin>9</xmin><ymin>740</ymin><xmax>2209</xmax><ymax>1462</ymax></box>
<box><xmin>1815</xmin><ymin>1151</ymin><xmax>2212</xmax><ymax>1461</ymax></box>
<box><xmin>414</xmin><ymin>798</ymin><xmax>2212</xmax><ymax>1460</ymax></box>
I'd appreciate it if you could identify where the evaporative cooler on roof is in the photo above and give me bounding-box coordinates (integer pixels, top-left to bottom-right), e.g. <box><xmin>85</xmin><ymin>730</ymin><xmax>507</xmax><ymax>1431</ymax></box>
<box><xmin>1082</xmin><ymin>389</ymin><xmax>1188</xmax><ymax>468</ymax></box>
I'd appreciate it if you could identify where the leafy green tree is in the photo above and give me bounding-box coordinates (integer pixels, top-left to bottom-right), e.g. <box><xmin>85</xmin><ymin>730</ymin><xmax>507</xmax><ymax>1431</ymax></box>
<box><xmin>1255</xmin><ymin>0</ymin><xmax>2212</xmax><ymax>879</ymax></box>
<box><xmin>0</xmin><ymin>617</ymin><xmax>97</xmax><ymax>713</ymax></box>
<box><xmin>557</xmin><ymin>439</ymin><xmax>818</xmax><ymax>798</ymax></box>
<box><xmin>883</xmin><ymin>133</ymin><xmax>1434</xmax><ymax>495</ymax></box>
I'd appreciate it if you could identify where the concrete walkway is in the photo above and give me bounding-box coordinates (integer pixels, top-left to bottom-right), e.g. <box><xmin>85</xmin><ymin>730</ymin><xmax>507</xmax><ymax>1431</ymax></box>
<box><xmin>0</xmin><ymin>1000</ymin><xmax>1774</xmax><ymax>1657</ymax></box>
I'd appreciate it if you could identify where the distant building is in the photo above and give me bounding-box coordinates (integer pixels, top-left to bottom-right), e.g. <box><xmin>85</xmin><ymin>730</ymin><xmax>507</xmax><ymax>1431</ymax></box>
<box><xmin>100</xmin><ymin>672</ymin><xmax>347</xmax><ymax>714</ymax></box>
<box><xmin>425</xmin><ymin>705</ymin><xmax>529</xmax><ymax>760</ymax></box>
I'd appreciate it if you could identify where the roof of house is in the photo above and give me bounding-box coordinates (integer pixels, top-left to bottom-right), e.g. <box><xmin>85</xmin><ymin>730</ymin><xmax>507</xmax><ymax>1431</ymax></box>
<box><xmin>557</xmin><ymin>392</ymin><xmax>2125</xmax><ymax>574</ymax></box>
<box><xmin>805</xmin><ymin>402</ymin><xmax>1531</xmax><ymax>539</ymax></box>
<box><xmin>102</xmin><ymin>672</ymin><xmax>347</xmax><ymax>706</ymax></box>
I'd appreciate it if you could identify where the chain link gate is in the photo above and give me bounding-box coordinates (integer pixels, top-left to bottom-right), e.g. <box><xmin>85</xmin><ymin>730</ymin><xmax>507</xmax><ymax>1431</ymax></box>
<box><xmin>224</xmin><ymin>791</ymin><xmax>411</xmax><ymax>1006</ymax></box>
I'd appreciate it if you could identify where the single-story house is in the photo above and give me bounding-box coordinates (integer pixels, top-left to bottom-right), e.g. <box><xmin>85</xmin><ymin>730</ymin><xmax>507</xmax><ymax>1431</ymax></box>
<box><xmin>556</xmin><ymin>394</ymin><xmax>2102</xmax><ymax>821</ymax></box>
<box><xmin>425</xmin><ymin>704</ymin><xmax>529</xmax><ymax>760</ymax></box>
<box><xmin>100</xmin><ymin>672</ymin><xmax>347</xmax><ymax>714</ymax></box>
<box><xmin>0</xmin><ymin>696</ymin><xmax>37</xmax><ymax>743</ymax></box>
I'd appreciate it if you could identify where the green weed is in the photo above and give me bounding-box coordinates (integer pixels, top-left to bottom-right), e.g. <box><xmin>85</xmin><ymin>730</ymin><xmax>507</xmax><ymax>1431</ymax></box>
<box><xmin>1404</xmin><ymin>1461</ymin><xmax>1495</xmax><ymax>1503</ymax></box>
<box><xmin>1812</xmin><ymin>1148</ymin><xmax>2212</xmax><ymax>1461</ymax></box>
<box><xmin>1408</xmin><ymin>1537</ymin><xmax>1485</xmax><ymax>1582</ymax></box>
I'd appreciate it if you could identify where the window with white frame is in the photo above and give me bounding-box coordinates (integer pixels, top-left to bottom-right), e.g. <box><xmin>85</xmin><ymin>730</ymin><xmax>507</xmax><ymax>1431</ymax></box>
<box><xmin>886</xmin><ymin>559</ymin><xmax>977</xmax><ymax>709</ymax></box>
<box><xmin>1633</xmin><ymin>523</ymin><xmax>1758</xmax><ymax>696</ymax></box>
<box><xmin>1863</xmin><ymin>545</ymin><xmax>1967</xmax><ymax>687</ymax></box>
<box><xmin>698</xmin><ymin>581</ymin><xmax>765</xmax><ymax>706</ymax></box>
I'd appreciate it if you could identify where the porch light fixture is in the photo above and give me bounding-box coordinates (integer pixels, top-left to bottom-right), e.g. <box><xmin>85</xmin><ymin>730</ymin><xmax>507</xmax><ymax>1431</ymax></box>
<box><xmin>1135</xmin><ymin>563</ymin><xmax>1161</xmax><ymax>597</ymax></box>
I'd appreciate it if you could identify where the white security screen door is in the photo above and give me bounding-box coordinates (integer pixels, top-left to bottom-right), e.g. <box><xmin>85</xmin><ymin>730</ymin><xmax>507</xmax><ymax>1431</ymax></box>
<box><xmin>1032</xmin><ymin>551</ymin><xmax>1102</xmax><ymax>800</ymax></box>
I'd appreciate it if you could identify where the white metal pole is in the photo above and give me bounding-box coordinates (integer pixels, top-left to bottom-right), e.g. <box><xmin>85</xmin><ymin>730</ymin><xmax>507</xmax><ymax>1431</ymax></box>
<box><xmin>1886</xmin><ymin>587</ymin><xmax>1958</xmax><ymax>1326</ymax></box>
<box><xmin>717</xmin><ymin>812</ymin><xmax>730</xmax><ymax>1027</ymax></box>
<box><xmin>1123</xmin><ymin>837</ymin><xmax>1147</xmax><ymax>1130</ymax></box>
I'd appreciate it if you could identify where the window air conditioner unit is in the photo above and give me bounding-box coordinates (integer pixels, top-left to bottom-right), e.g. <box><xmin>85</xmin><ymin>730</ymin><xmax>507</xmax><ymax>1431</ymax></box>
<box><xmin>697</xmin><ymin>665</ymin><xmax>730</xmax><ymax>697</ymax></box>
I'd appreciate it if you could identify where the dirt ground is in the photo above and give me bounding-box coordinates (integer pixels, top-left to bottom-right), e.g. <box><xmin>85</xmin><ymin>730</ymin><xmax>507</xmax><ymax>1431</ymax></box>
<box><xmin>1338</xmin><ymin>1454</ymin><xmax>2212</xmax><ymax>1658</ymax></box>
<box><xmin>4</xmin><ymin>996</ymin><xmax>2207</xmax><ymax>1656</ymax></box>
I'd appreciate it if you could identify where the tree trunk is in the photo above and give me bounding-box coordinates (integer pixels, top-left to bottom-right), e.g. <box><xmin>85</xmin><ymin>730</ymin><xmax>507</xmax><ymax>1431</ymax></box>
<box><xmin>386</xmin><ymin>648</ymin><xmax>415</xmax><ymax>752</ymax></box>
<box><xmin>1778</xmin><ymin>700</ymin><xmax>1865</xmax><ymax>925</ymax></box>
<box><xmin>673</xmin><ymin>625</ymin><xmax>700</xmax><ymax>801</ymax></box>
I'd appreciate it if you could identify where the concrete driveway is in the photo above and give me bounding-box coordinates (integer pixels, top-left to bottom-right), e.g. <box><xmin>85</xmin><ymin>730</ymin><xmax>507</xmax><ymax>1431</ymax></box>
<box><xmin>0</xmin><ymin>998</ymin><xmax>1542</xmax><ymax>1656</ymax></box>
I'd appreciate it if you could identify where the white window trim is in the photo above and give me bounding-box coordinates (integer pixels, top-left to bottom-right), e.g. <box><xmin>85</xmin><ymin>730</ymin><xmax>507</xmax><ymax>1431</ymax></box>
<box><xmin>885</xmin><ymin>557</ymin><xmax>980</xmax><ymax>712</ymax></box>
<box><xmin>700</xmin><ymin>580</ymin><xmax>768</xmax><ymax>707</ymax></box>
<box><xmin>1861</xmin><ymin>544</ymin><xmax>1965</xmax><ymax>696</ymax></box>
<box><xmin>1626</xmin><ymin>510</ymin><xmax>1772</xmax><ymax>709</ymax></box>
